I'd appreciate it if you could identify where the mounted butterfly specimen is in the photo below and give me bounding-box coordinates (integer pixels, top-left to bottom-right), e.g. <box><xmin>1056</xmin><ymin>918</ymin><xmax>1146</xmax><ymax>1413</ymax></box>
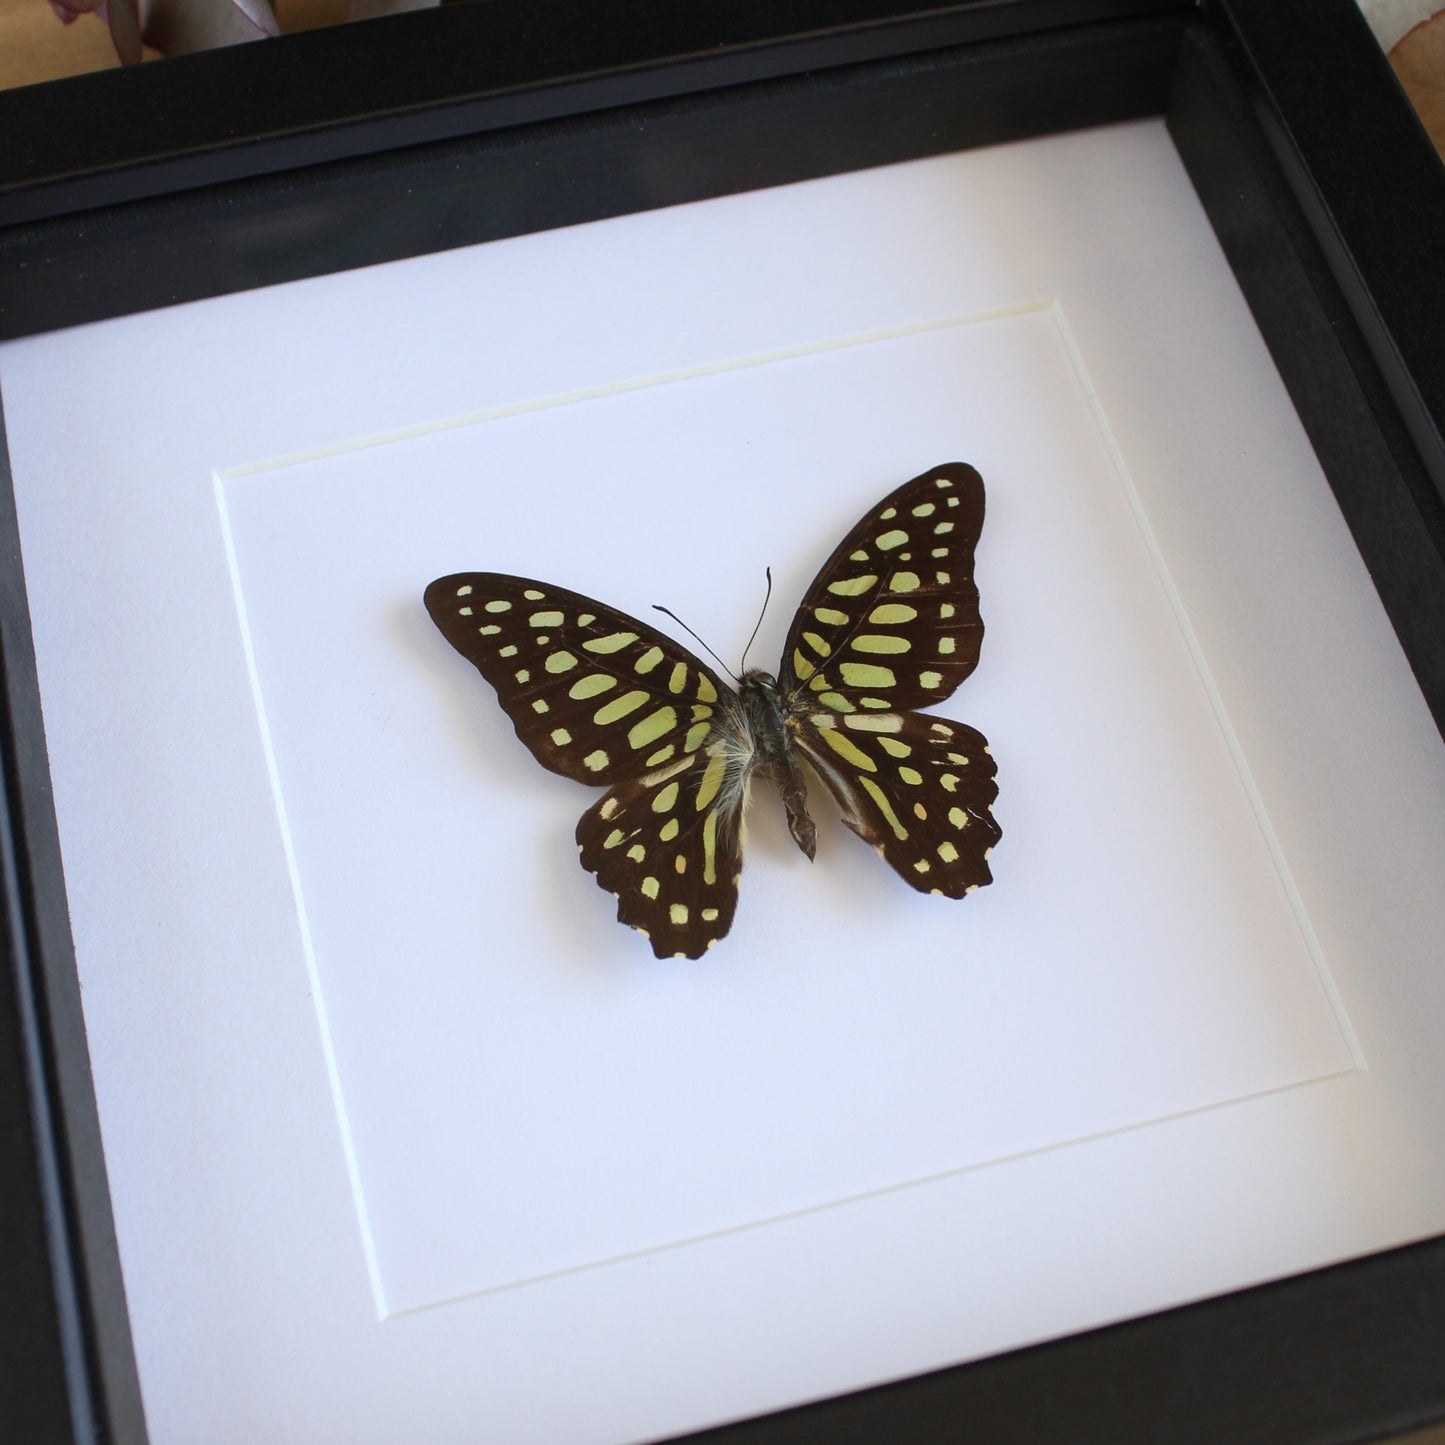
<box><xmin>424</xmin><ymin>463</ymin><xmax>1001</xmax><ymax>959</ymax></box>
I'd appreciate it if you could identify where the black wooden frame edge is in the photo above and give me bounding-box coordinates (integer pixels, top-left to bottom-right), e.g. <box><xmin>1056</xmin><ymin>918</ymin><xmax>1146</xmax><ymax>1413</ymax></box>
<box><xmin>0</xmin><ymin>406</ymin><xmax>147</xmax><ymax>1445</ymax></box>
<box><xmin>1185</xmin><ymin>1</ymin><xmax>1445</xmax><ymax>733</ymax></box>
<box><xmin>0</xmin><ymin>0</ymin><xmax>1183</xmax><ymax>228</ymax></box>
<box><xmin>0</xmin><ymin>8</ymin><xmax>1191</xmax><ymax>342</ymax></box>
<box><xmin>1215</xmin><ymin>0</ymin><xmax>1445</xmax><ymax>508</ymax></box>
<box><xmin>1</xmin><ymin>2</ymin><xmax>1442</xmax><ymax>1443</ymax></box>
<box><xmin>1201</xmin><ymin>0</ymin><xmax>1445</xmax><ymax>736</ymax></box>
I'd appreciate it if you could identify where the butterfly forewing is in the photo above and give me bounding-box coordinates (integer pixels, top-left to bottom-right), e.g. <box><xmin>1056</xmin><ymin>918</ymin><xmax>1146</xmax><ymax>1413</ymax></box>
<box><xmin>577</xmin><ymin>742</ymin><xmax>748</xmax><ymax>959</ymax></box>
<box><xmin>424</xmin><ymin>573</ymin><xmax>731</xmax><ymax>786</ymax></box>
<box><xmin>794</xmin><ymin>712</ymin><xmax>1000</xmax><ymax>895</ymax></box>
<box><xmin>782</xmin><ymin>464</ymin><xmax>985</xmax><ymax>715</ymax></box>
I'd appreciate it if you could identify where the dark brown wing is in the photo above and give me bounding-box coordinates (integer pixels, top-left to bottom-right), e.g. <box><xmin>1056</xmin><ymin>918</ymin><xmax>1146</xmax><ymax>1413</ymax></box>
<box><xmin>425</xmin><ymin>573</ymin><xmax>729</xmax><ymax>786</ymax></box>
<box><xmin>780</xmin><ymin>464</ymin><xmax>985</xmax><ymax>716</ymax></box>
<box><xmin>577</xmin><ymin>740</ymin><xmax>750</xmax><ymax>959</ymax></box>
<box><xmin>791</xmin><ymin>709</ymin><xmax>1000</xmax><ymax>895</ymax></box>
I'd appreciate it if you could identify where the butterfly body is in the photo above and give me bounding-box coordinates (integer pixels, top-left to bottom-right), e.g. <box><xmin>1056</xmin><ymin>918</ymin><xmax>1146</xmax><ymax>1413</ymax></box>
<box><xmin>425</xmin><ymin>463</ymin><xmax>1001</xmax><ymax>959</ymax></box>
<box><xmin>737</xmin><ymin>668</ymin><xmax>818</xmax><ymax>861</ymax></box>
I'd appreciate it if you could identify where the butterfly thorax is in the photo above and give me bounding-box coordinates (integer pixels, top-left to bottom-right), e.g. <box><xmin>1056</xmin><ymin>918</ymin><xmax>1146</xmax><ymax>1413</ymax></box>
<box><xmin>737</xmin><ymin>668</ymin><xmax>817</xmax><ymax>862</ymax></box>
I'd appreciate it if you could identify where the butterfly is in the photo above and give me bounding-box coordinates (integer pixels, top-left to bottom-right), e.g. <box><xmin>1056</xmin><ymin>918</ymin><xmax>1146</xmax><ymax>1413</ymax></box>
<box><xmin>424</xmin><ymin>463</ymin><xmax>1001</xmax><ymax>959</ymax></box>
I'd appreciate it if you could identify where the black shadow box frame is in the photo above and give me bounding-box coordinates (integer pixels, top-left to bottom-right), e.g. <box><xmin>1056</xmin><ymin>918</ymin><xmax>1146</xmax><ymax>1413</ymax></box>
<box><xmin>2</xmin><ymin>1</ymin><xmax>1443</xmax><ymax>1441</ymax></box>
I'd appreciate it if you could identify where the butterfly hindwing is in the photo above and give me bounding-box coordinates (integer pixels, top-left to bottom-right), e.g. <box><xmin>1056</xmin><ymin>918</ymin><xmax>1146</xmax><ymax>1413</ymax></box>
<box><xmin>793</xmin><ymin>711</ymin><xmax>1000</xmax><ymax>895</ymax></box>
<box><xmin>577</xmin><ymin>742</ymin><xmax>748</xmax><ymax>959</ymax></box>
<box><xmin>782</xmin><ymin>463</ymin><xmax>985</xmax><ymax>715</ymax></box>
<box><xmin>424</xmin><ymin>573</ymin><xmax>730</xmax><ymax>786</ymax></box>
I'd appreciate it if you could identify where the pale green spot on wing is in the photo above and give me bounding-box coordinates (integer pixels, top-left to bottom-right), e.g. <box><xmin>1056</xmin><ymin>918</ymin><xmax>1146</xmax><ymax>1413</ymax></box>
<box><xmin>869</xmin><ymin>603</ymin><xmax>917</xmax><ymax>624</ymax></box>
<box><xmin>592</xmin><ymin>689</ymin><xmax>649</xmax><ymax>725</ymax></box>
<box><xmin>569</xmin><ymin>673</ymin><xmax>614</xmax><ymax>699</ymax></box>
<box><xmin>859</xmin><ymin>776</ymin><xmax>908</xmax><ymax>839</ymax></box>
<box><xmin>701</xmin><ymin>810</ymin><xmax>719</xmax><ymax>884</ymax></box>
<box><xmin>819</xmin><ymin>728</ymin><xmax>877</xmax><ymax>773</ymax></box>
<box><xmin>851</xmin><ymin>634</ymin><xmax>910</xmax><ymax>654</ymax></box>
<box><xmin>695</xmin><ymin>752</ymin><xmax>728</xmax><ymax>811</ymax></box>
<box><xmin>839</xmin><ymin>661</ymin><xmax>896</xmax><ymax>689</ymax></box>
<box><xmin>584</xmin><ymin>631</ymin><xmax>639</xmax><ymax>654</ymax></box>
<box><xmin>627</xmin><ymin>706</ymin><xmax>677</xmax><ymax>750</ymax></box>
<box><xmin>842</xmin><ymin>714</ymin><xmax>905</xmax><ymax>734</ymax></box>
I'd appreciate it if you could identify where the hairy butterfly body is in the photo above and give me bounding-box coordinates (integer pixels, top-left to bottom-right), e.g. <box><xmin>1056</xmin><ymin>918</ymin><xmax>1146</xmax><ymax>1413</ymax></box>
<box><xmin>424</xmin><ymin>463</ymin><xmax>1001</xmax><ymax>958</ymax></box>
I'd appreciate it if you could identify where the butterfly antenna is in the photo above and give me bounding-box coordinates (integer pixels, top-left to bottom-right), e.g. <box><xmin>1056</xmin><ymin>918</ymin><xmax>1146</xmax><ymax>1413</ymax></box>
<box><xmin>739</xmin><ymin>567</ymin><xmax>773</xmax><ymax>675</ymax></box>
<box><xmin>652</xmin><ymin>604</ymin><xmax>740</xmax><ymax>685</ymax></box>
